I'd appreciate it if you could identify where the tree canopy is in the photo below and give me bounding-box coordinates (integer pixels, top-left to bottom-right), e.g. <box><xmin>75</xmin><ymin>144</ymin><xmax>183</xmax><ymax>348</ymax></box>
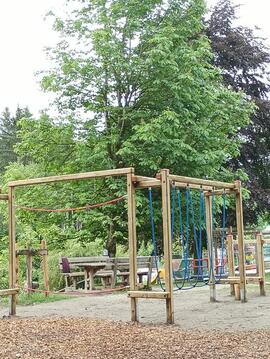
<box><xmin>207</xmin><ymin>0</ymin><xmax>270</xmax><ymax>223</ymax></box>
<box><xmin>0</xmin><ymin>0</ymin><xmax>257</xmax><ymax>259</ymax></box>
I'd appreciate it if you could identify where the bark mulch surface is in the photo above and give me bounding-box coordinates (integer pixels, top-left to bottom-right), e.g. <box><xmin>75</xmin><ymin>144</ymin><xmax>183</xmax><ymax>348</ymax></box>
<box><xmin>0</xmin><ymin>317</ymin><xmax>270</xmax><ymax>359</ymax></box>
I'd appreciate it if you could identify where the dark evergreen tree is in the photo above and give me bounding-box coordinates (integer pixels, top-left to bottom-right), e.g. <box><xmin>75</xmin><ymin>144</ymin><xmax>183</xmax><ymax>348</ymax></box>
<box><xmin>0</xmin><ymin>106</ymin><xmax>32</xmax><ymax>172</ymax></box>
<box><xmin>207</xmin><ymin>0</ymin><xmax>270</xmax><ymax>223</ymax></box>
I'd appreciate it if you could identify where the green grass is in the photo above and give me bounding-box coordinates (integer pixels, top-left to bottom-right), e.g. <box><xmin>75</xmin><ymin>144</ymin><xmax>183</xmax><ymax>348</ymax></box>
<box><xmin>0</xmin><ymin>291</ymin><xmax>73</xmax><ymax>306</ymax></box>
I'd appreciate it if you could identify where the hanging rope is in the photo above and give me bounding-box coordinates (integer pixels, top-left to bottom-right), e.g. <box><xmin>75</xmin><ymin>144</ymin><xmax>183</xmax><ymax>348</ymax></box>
<box><xmin>208</xmin><ymin>191</ymin><xmax>215</xmax><ymax>283</ymax></box>
<box><xmin>148</xmin><ymin>188</ymin><xmax>165</xmax><ymax>291</ymax></box>
<box><xmin>171</xmin><ymin>185</ymin><xmax>186</xmax><ymax>290</ymax></box>
<box><xmin>189</xmin><ymin>189</ymin><xmax>206</xmax><ymax>287</ymax></box>
<box><xmin>215</xmin><ymin>191</ymin><xmax>227</xmax><ymax>282</ymax></box>
<box><xmin>15</xmin><ymin>195</ymin><xmax>127</xmax><ymax>213</ymax></box>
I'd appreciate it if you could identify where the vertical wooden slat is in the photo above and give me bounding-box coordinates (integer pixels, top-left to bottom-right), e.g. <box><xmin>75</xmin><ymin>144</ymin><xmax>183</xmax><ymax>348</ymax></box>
<box><xmin>15</xmin><ymin>243</ymin><xmax>19</xmax><ymax>289</ymax></box>
<box><xmin>8</xmin><ymin>186</ymin><xmax>17</xmax><ymax>315</ymax></box>
<box><xmin>234</xmin><ymin>180</ymin><xmax>247</xmax><ymax>303</ymax></box>
<box><xmin>160</xmin><ymin>169</ymin><xmax>174</xmax><ymax>324</ymax></box>
<box><xmin>226</xmin><ymin>233</ymin><xmax>235</xmax><ymax>296</ymax></box>
<box><xmin>205</xmin><ymin>195</ymin><xmax>216</xmax><ymax>302</ymax></box>
<box><xmin>26</xmin><ymin>250</ymin><xmax>33</xmax><ymax>295</ymax></box>
<box><xmin>41</xmin><ymin>239</ymin><xmax>50</xmax><ymax>296</ymax></box>
<box><xmin>127</xmin><ymin>169</ymin><xmax>138</xmax><ymax>322</ymax></box>
<box><xmin>256</xmin><ymin>232</ymin><xmax>265</xmax><ymax>296</ymax></box>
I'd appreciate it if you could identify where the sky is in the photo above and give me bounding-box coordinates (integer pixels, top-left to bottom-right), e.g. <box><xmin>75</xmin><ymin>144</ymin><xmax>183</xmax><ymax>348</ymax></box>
<box><xmin>0</xmin><ymin>0</ymin><xmax>269</xmax><ymax>117</ymax></box>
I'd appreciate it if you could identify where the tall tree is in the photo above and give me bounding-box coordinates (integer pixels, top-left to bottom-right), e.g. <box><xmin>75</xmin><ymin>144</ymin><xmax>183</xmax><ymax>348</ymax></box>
<box><xmin>8</xmin><ymin>0</ymin><xmax>252</xmax><ymax>255</ymax></box>
<box><xmin>0</xmin><ymin>106</ymin><xmax>32</xmax><ymax>173</ymax></box>
<box><xmin>207</xmin><ymin>0</ymin><xmax>270</xmax><ymax>223</ymax></box>
<box><xmin>41</xmin><ymin>0</ymin><xmax>251</xmax><ymax>177</ymax></box>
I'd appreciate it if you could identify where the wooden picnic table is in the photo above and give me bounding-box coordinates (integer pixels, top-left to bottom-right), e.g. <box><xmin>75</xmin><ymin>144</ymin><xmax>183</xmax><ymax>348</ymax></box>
<box><xmin>76</xmin><ymin>263</ymin><xmax>107</xmax><ymax>291</ymax></box>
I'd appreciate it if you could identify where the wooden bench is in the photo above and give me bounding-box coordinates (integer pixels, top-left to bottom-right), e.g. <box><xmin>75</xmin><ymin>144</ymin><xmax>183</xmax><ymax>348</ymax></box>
<box><xmin>114</xmin><ymin>256</ymin><xmax>153</xmax><ymax>287</ymax></box>
<box><xmin>59</xmin><ymin>255</ymin><xmax>154</xmax><ymax>290</ymax></box>
<box><xmin>59</xmin><ymin>256</ymin><xmax>115</xmax><ymax>290</ymax></box>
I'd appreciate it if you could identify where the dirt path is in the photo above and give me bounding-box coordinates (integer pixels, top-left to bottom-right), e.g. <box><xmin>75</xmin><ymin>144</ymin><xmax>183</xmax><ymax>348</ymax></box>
<box><xmin>1</xmin><ymin>285</ymin><xmax>270</xmax><ymax>330</ymax></box>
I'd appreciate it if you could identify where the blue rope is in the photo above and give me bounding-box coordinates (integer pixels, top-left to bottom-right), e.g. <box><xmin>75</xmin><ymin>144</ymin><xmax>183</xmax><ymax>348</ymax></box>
<box><xmin>177</xmin><ymin>190</ymin><xmax>184</xmax><ymax>250</ymax></box>
<box><xmin>148</xmin><ymin>188</ymin><xmax>165</xmax><ymax>291</ymax></box>
<box><xmin>171</xmin><ymin>185</ymin><xmax>187</xmax><ymax>290</ymax></box>
<box><xmin>198</xmin><ymin>190</ymin><xmax>204</xmax><ymax>278</ymax></box>
<box><xmin>215</xmin><ymin>192</ymin><xmax>226</xmax><ymax>282</ymax></box>
<box><xmin>209</xmin><ymin>192</ymin><xmax>216</xmax><ymax>282</ymax></box>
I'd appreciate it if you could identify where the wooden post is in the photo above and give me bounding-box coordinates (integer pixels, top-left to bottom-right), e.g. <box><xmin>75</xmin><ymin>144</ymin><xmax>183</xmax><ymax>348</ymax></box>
<box><xmin>15</xmin><ymin>243</ymin><xmax>19</xmax><ymax>289</ymax></box>
<box><xmin>26</xmin><ymin>249</ymin><xmax>33</xmax><ymax>295</ymax></box>
<box><xmin>205</xmin><ymin>194</ymin><xmax>216</xmax><ymax>302</ymax></box>
<box><xmin>234</xmin><ymin>180</ymin><xmax>247</xmax><ymax>302</ymax></box>
<box><xmin>8</xmin><ymin>186</ymin><xmax>17</xmax><ymax>315</ymax></box>
<box><xmin>127</xmin><ymin>169</ymin><xmax>138</xmax><ymax>322</ymax></box>
<box><xmin>256</xmin><ymin>232</ymin><xmax>266</xmax><ymax>296</ymax></box>
<box><xmin>160</xmin><ymin>169</ymin><xmax>174</xmax><ymax>324</ymax></box>
<box><xmin>234</xmin><ymin>284</ymin><xmax>240</xmax><ymax>300</ymax></box>
<box><xmin>41</xmin><ymin>239</ymin><xmax>49</xmax><ymax>296</ymax></box>
<box><xmin>226</xmin><ymin>233</ymin><xmax>235</xmax><ymax>296</ymax></box>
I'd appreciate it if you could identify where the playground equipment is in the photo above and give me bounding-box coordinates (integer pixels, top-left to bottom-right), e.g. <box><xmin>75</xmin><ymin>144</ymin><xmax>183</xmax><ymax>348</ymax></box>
<box><xmin>148</xmin><ymin>184</ymin><xmax>227</xmax><ymax>291</ymax></box>
<box><xmin>0</xmin><ymin>168</ymin><xmax>248</xmax><ymax>325</ymax></box>
<box><xmin>224</xmin><ymin>230</ymin><xmax>268</xmax><ymax>297</ymax></box>
<box><xmin>15</xmin><ymin>239</ymin><xmax>49</xmax><ymax>296</ymax></box>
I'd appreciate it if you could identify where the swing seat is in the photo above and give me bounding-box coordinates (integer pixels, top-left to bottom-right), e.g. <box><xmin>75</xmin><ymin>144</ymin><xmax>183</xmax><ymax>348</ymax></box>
<box><xmin>151</xmin><ymin>268</ymin><xmax>165</xmax><ymax>284</ymax></box>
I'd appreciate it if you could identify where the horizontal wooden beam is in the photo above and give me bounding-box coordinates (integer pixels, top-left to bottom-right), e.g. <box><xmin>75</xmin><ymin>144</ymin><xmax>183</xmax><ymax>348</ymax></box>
<box><xmin>246</xmin><ymin>276</ymin><xmax>263</xmax><ymax>283</ymax></box>
<box><xmin>135</xmin><ymin>180</ymin><xmax>161</xmax><ymax>189</ymax></box>
<box><xmin>132</xmin><ymin>175</ymin><xmax>157</xmax><ymax>182</ymax></box>
<box><xmin>174</xmin><ymin>181</ymin><xmax>213</xmax><ymax>191</ymax></box>
<box><xmin>8</xmin><ymin>168</ymin><xmax>134</xmax><ymax>187</ymax></box>
<box><xmin>204</xmin><ymin>189</ymin><xmax>236</xmax><ymax>196</ymax></box>
<box><xmin>219</xmin><ymin>276</ymin><xmax>263</xmax><ymax>284</ymax></box>
<box><xmin>0</xmin><ymin>288</ymin><xmax>19</xmax><ymax>296</ymax></box>
<box><xmin>127</xmin><ymin>291</ymin><xmax>170</xmax><ymax>299</ymax></box>
<box><xmin>167</xmin><ymin>174</ymin><xmax>236</xmax><ymax>190</ymax></box>
<box><xmin>0</xmin><ymin>194</ymin><xmax>8</xmax><ymax>201</ymax></box>
<box><xmin>16</xmin><ymin>249</ymin><xmax>48</xmax><ymax>256</ymax></box>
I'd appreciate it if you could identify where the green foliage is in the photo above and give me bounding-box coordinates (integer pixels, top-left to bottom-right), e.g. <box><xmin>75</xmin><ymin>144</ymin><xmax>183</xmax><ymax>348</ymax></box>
<box><xmin>208</xmin><ymin>0</ymin><xmax>270</xmax><ymax>224</ymax></box>
<box><xmin>0</xmin><ymin>0</ymin><xmax>256</xmax><ymax>291</ymax></box>
<box><xmin>0</xmin><ymin>106</ymin><xmax>32</xmax><ymax>173</ymax></box>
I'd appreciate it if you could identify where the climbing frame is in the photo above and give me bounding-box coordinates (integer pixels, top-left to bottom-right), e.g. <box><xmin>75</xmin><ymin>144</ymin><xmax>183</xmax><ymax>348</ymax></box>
<box><xmin>2</xmin><ymin>167</ymin><xmax>248</xmax><ymax>324</ymax></box>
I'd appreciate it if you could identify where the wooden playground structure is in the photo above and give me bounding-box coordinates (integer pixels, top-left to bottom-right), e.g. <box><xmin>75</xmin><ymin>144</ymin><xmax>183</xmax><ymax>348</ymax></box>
<box><xmin>0</xmin><ymin>167</ymin><xmax>265</xmax><ymax>324</ymax></box>
<box><xmin>15</xmin><ymin>239</ymin><xmax>49</xmax><ymax>296</ymax></box>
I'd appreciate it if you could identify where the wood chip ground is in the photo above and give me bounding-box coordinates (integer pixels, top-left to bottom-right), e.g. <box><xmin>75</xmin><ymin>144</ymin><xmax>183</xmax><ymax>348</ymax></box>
<box><xmin>0</xmin><ymin>317</ymin><xmax>270</xmax><ymax>358</ymax></box>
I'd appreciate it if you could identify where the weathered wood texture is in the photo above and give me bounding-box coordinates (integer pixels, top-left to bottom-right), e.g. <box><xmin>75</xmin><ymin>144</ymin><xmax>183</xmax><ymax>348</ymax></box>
<box><xmin>234</xmin><ymin>180</ymin><xmax>247</xmax><ymax>302</ymax></box>
<box><xmin>127</xmin><ymin>291</ymin><xmax>170</xmax><ymax>299</ymax></box>
<box><xmin>168</xmin><ymin>174</ymin><xmax>236</xmax><ymax>190</ymax></box>
<box><xmin>256</xmin><ymin>233</ymin><xmax>266</xmax><ymax>296</ymax></box>
<box><xmin>41</xmin><ymin>240</ymin><xmax>50</xmax><ymax>296</ymax></box>
<box><xmin>226</xmin><ymin>234</ymin><xmax>235</xmax><ymax>296</ymax></box>
<box><xmin>127</xmin><ymin>170</ymin><xmax>138</xmax><ymax>322</ymax></box>
<box><xmin>8</xmin><ymin>186</ymin><xmax>17</xmax><ymax>315</ymax></box>
<box><xmin>205</xmin><ymin>194</ymin><xmax>216</xmax><ymax>302</ymax></box>
<box><xmin>160</xmin><ymin>169</ymin><xmax>174</xmax><ymax>324</ymax></box>
<box><xmin>9</xmin><ymin>168</ymin><xmax>133</xmax><ymax>187</ymax></box>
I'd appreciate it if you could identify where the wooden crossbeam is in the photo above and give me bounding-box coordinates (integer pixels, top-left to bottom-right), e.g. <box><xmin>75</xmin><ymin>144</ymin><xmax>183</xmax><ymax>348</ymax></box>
<box><xmin>127</xmin><ymin>291</ymin><xmax>170</xmax><ymax>299</ymax></box>
<box><xmin>167</xmin><ymin>174</ymin><xmax>236</xmax><ymax>190</ymax></box>
<box><xmin>8</xmin><ymin>168</ymin><xmax>133</xmax><ymax>187</ymax></box>
<box><xmin>0</xmin><ymin>194</ymin><xmax>8</xmax><ymax>201</ymax></box>
<box><xmin>219</xmin><ymin>276</ymin><xmax>263</xmax><ymax>284</ymax></box>
<box><xmin>135</xmin><ymin>180</ymin><xmax>161</xmax><ymax>189</ymax></box>
<box><xmin>0</xmin><ymin>288</ymin><xmax>19</xmax><ymax>296</ymax></box>
<box><xmin>16</xmin><ymin>249</ymin><xmax>48</xmax><ymax>256</ymax></box>
<box><xmin>174</xmin><ymin>181</ymin><xmax>212</xmax><ymax>191</ymax></box>
<box><xmin>204</xmin><ymin>189</ymin><xmax>236</xmax><ymax>196</ymax></box>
